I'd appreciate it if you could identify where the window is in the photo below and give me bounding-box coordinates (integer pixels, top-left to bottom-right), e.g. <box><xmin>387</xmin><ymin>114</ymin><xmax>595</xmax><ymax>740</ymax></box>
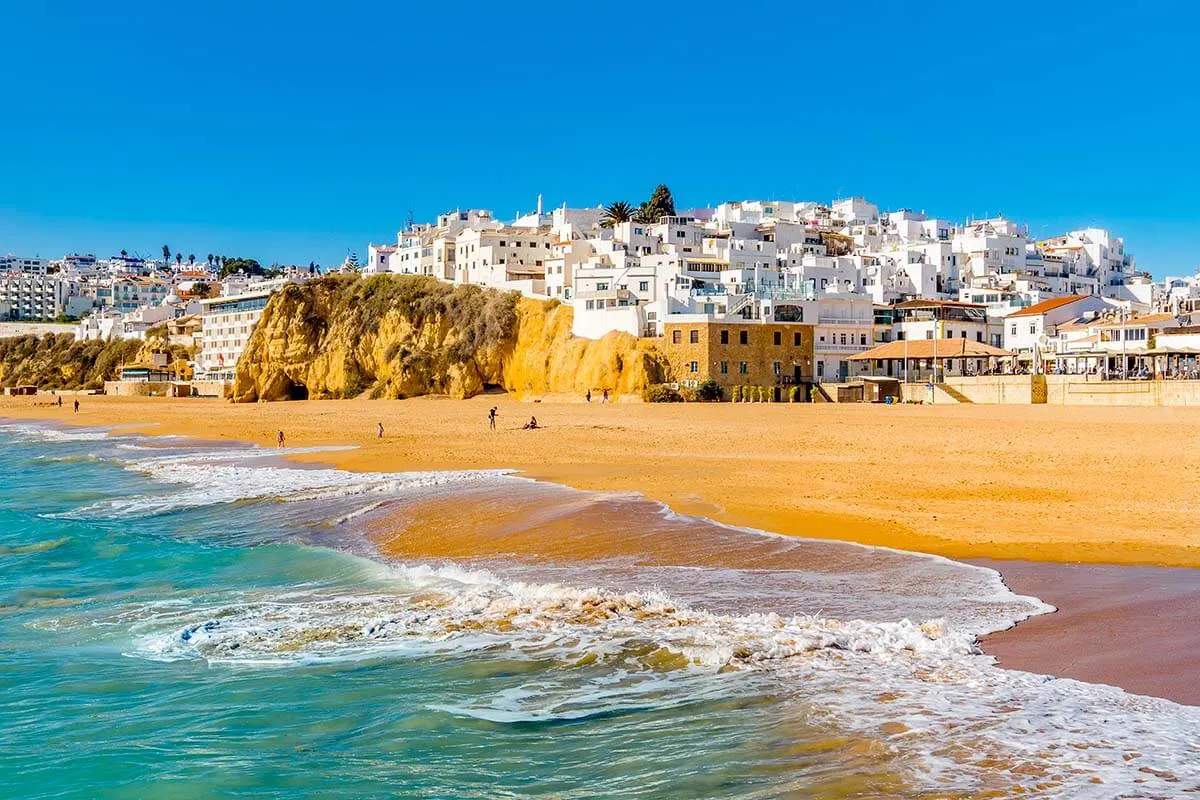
<box><xmin>773</xmin><ymin>331</ymin><xmax>782</xmax><ymax>346</ymax></box>
<box><xmin>639</xmin><ymin>281</ymin><xmax>649</xmax><ymax>292</ymax></box>
<box><xmin>1029</xmin><ymin>323</ymin><xmax>1036</xmax><ymax>335</ymax></box>
<box><xmin>946</xmin><ymin>329</ymin><xmax>953</xmax><ymax>339</ymax></box>
<box><xmin>976</xmin><ymin>332</ymin><xmax>983</xmax><ymax>342</ymax></box>
<box><xmin>720</xmin><ymin>360</ymin><xmax>728</xmax><ymax>374</ymax></box>
<box><xmin>738</xmin><ymin>361</ymin><xmax>749</xmax><ymax>375</ymax></box>
<box><xmin>689</xmin><ymin>329</ymin><xmax>699</xmax><ymax>344</ymax></box>
<box><xmin>960</xmin><ymin>330</ymin><xmax>967</xmax><ymax>338</ymax></box>
<box><xmin>860</xmin><ymin>334</ymin><xmax>867</xmax><ymax>346</ymax></box>
<box><xmin>720</xmin><ymin>330</ymin><xmax>729</xmax><ymax>345</ymax></box>
<box><xmin>596</xmin><ymin>282</ymin><xmax>608</xmax><ymax>290</ymax></box>
<box><xmin>1010</xmin><ymin>324</ymin><xmax>1017</xmax><ymax>335</ymax></box>
<box><xmin>739</xmin><ymin>330</ymin><xmax>748</xmax><ymax>345</ymax></box>
<box><xmin>689</xmin><ymin>361</ymin><xmax>699</xmax><ymax>373</ymax></box>
<box><xmin>672</xmin><ymin>330</ymin><xmax>681</xmax><ymax>344</ymax></box>
<box><xmin>794</xmin><ymin>332</ymin><xmax>802</xmax><ymax>346</ymax></box>
<box><xmin>499</xmin><ymin>241</ymin><xmax>506</xmax><ymax>247</ymax></box>
<box><xmin>840</xmin><ymin>334</ymin><xmax>847</xmax><ymax>345</ymax></box>
<box><xmin>925</xmin><ymin>331</ymin><xmax>933</xmax><ymax>340</ymax></box>
<box><xmin>817</xmin><ymin>361</ymin><xmax>825</xmax><ymax>378</ymax></box>
<box><xmin>773</xmin><ymin>361</ymin><xmax>782</xmax><ymax>376</ymax></box>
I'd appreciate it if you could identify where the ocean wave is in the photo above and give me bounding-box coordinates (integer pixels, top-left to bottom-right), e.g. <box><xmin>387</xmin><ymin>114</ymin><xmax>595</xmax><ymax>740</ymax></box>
<box><xmin>118</xmin><ymin>560</ymin><xmax>1200</xmax><ymax>796</ymax></box>
<box><xmin>51</xmin><ymin>459</ymin><xmax>512</xmax><ymax>520</ymax></box>
<box><xmin>128</xmin><ymin>562</ymin><xmax>976</xmax><ymax>668</ymax></box>
<box><xmin>0</xmin><ymin>424</ymin><xmax>111</xmax><ymax>442</ymax></box>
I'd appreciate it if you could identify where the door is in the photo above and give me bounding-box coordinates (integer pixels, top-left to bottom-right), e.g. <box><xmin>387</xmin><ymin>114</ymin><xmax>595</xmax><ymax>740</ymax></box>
<box><xmin>837</xmin><ymin>360</ymin><xmax>849</xmax><ymax>382</ymax></box>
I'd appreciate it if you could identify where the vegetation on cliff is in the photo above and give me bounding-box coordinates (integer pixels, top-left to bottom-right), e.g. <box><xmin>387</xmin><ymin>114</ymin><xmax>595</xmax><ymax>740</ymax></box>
<box><xmin>234</xmin><ymin>274</ymin><xmax>667</xmax><ymax>402</ymax></box>
<box><xmin>0</xmin><ymin>334</ymin><xmax>187</xmax><ymax>390</ymax></box>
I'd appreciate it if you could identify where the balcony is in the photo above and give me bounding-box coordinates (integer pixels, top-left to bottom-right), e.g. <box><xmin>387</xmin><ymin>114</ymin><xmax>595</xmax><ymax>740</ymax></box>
<box><xmin>817</xmin><ymin>317</ymin><xmax>872</xmax><ymax>326</ymax></box>
<box><xmin>815</xmin><ymin>342</ymin><xmax>872</xmax><ymax>353</ymax></box>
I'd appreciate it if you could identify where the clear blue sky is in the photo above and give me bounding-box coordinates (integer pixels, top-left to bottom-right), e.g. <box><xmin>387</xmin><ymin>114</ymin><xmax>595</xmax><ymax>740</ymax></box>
<box><xmin>1</xmin><ymin>0</ymin><xmax>1197</xmax><ymax>275</ymax></box>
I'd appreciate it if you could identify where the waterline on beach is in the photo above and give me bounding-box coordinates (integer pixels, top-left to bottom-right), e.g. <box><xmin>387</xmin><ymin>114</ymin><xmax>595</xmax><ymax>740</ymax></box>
<box><xmin>2</xmin><ymin>419</ymin><xmax>1198</xmax><ymax>798</ymax></box>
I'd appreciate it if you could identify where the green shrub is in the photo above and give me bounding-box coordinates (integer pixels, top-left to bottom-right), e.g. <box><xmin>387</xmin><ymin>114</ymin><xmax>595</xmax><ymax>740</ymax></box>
<box><xmin>788</xmin><ymin>385</ymin><xmax>800</xmax><ymax>402</ymax></box>
<box><xmin>696</xmin><ymin>379</ymin><xmax>722</xmax><ymax>402</ymax></box>
<box><xmin>643</xmin><ymin>384</ymin><xmax>683</xmax><ymax>403</ymax></box>
<box><xmin>679</xmin><ymin>385</ymin><xmax>699</xmax><ymax>402</ymax></box>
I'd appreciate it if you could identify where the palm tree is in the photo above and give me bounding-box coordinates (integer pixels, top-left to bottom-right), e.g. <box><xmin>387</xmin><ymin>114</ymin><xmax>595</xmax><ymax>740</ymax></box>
<box><xmin>119</xmin><ymin>249</ymin><xmax>128</xmax><ymax>258</ymax></box>
<box><xmin>175</xmin><ymin>253</ymin><xmax>182</xmax><ymax>266</ymax></box>
<box><xmin>600</xmin><ymin>200</ymin><xmax>636</xmax><ymax>228</ymax></box>
<box><xmin>188</xmin><ymin>253</ymin><xmax>196</xmax><ymax>266</ymax></box>
<box><xmin>206</xmin><ymin>253</ymin><xmax>213</xmax><ymax>268</ymax></box>
<box><xmin>162</xmin><ymin>245</ymin><xmax>171</xmax><ymax>265</ymax></box>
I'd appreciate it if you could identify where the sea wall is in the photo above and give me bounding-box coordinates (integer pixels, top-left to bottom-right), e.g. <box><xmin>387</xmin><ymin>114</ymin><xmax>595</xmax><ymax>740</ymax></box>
<box><xmin>1044</xmin><ymin>376</ymin><xmax>1200</xmax><ymax>406</ymax></box>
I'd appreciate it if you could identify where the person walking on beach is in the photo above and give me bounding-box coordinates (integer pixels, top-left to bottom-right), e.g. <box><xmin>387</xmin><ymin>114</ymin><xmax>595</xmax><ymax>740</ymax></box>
<box><xmin>377</xmin><ymin>422</ymin><xmax>384</xmax><ymax>439</ymax></box>
<box><xmin>276</xmin><ymin>430</ymin><xmax>285</xmax><ymax>448</ymax></box>
<box><xmin>586</xmin><ymin>390</ymin><xmax>591</xmax><ymax>403</ymax></box>
<box><xmin>602</xmin><ymin>388</ymin><xmax>609</xmax><ymax>404</ymax></box>
<box><xmin>488</xmin><ymin>407</ymin><xmax>497</xmax><ymax>430</ymax></box>
<box><xmin>73</xmin><ymin>399</ymin><xmax>79</xmax><ymax>414</ymax></box>
<box><xmin>57</xmin><ymin>396</ymin><xmax>62</xmax><ymax>408</ymax></box>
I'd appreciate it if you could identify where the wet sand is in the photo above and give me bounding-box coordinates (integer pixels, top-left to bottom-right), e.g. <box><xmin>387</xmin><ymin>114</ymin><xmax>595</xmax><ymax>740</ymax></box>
<box><xmin>977</xmin><ymin>559</ymin><xmax>1200</xmax><ymax>706</ymax></box>
<box><xmin>2</xmin><ymin>394</ymin><xmax>1198</xmax><ymax>567</ymax></box>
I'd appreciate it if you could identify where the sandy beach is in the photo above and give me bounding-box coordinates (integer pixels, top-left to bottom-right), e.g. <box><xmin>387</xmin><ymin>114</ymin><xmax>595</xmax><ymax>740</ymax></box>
<box><xmin>976</xmin><ymin>559</ymin><xmax>1200</xmax><ymax>706</ymax></box>
<box><xmin>3</xmin><ymin>393</ymin><xmax>1198</xmax><ymax>567</ymax></box>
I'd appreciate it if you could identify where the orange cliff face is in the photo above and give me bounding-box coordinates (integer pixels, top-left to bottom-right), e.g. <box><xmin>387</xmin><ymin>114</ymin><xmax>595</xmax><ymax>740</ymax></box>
<box><xmin>231</xmin><ymin>276</ymin><xmax>669</xmax><ymax>403</ymax></box>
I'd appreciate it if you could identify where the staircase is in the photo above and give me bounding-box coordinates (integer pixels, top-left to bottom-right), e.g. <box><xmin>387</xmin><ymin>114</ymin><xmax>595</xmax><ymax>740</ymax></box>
<box><xmin>933</xmin><ymin>383</ymin><xmax>973</xmax><ymax>404</ymax></box>
<box><xmin>725</xmin><ymin>293</ymin><xmax>753</xmax><ymax>317</ymax></box>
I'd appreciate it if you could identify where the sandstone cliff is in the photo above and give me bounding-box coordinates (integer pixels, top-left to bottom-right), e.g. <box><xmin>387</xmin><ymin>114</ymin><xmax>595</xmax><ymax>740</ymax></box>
<box><xmin>0</xmin><ymin>332</ymin><xmax>188</xmax><ymax>390</ymax></box>
<box><xmin>232</xmin><ymin>275</ymin><xmax>667</xmax><ymax>402</ymax></box>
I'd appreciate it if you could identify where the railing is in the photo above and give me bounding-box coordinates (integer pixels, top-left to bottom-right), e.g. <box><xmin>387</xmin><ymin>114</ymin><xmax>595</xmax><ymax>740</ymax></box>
<box><xmin>815</xmin><ymin>342</ymin><xmax>872</xmax><ymax>353</ymax></box>
<box><xmin>817</xmin><ymin>317</ymin><xmax>872</xmax><ymax>326</ymax></box>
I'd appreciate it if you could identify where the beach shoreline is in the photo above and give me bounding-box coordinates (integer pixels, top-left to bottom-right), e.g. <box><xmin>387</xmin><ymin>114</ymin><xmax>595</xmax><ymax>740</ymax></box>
<box><xmin>5</xmin><ymin>399</ymin><xmax>1197</xmax><ymax>707</ymax></box>
<box><xmin>3</xmin><ymin>393</ymin><xmax>1197</xmax><ymax>568</ymax></box>
<box><xmin>975</xmin><ymin>558</ymin><xmax>1200</xmax><ymax>706</ymax></box>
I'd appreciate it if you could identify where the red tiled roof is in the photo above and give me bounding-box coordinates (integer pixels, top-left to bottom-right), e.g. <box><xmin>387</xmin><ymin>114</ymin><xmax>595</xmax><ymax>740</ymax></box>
<box><xmin>1007</xmin><ymin>295</ymin><xmax>1089</xmax><ymax>317</ymax></box>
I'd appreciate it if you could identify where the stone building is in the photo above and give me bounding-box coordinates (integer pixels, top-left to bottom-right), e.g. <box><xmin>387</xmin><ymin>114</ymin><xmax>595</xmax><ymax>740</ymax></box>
<box><xmin>661</xmin><ymin>318</ymin><xmax>816</xmax><ymax>400</ymax></box>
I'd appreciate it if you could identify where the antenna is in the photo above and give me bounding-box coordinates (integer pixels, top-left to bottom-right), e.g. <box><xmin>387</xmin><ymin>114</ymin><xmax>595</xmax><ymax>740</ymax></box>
<box><xmin>406</xmin><ymin>210</ymin><xmax>415</xmax><ymax>231</ymax></box>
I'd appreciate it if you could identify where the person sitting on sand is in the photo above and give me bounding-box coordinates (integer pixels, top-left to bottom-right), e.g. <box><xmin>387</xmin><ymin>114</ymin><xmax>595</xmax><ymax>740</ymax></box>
<box><xmin>522</xmin><ymin>416</ymin><xmax>539</xmax><ymax>430</ymax></box>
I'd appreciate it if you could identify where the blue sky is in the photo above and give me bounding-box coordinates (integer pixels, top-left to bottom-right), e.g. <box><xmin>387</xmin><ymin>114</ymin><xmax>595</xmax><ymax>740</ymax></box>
<box><xmin>1</xmin><ymin>1</ymin><xmax>1197</xmax><ymax>275</ymax></box>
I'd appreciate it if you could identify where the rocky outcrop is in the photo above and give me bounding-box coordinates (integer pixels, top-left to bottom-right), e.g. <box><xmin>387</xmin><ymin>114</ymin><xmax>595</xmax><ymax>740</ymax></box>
<box><xmin>0</xmin><ymin>333</ymin><xmax>187</xmax><ymax>390</ymax></box>
<box><xmin>232</xmin><ymin>275</ymin><xmax>667</xmax><ymax>402</ymax></box>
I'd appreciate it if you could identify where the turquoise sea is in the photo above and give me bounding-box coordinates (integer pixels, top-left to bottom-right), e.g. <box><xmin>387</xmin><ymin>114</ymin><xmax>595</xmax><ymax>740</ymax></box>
<box><xmin>1</xmin><ymin>421</ymin><xmax>1197</xmax><ymax>798</ymax></box>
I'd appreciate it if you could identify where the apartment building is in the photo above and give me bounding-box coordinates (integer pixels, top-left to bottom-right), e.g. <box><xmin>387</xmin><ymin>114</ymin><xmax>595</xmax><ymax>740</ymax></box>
<box><xmin>661</xmin><ymin>319</ymin><xmax>816</xmax><ymax>400</ymax></box>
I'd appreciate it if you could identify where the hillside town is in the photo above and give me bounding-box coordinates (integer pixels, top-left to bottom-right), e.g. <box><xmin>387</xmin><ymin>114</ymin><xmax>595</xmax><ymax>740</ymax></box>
<box><xmin>5</xmin><ymin>189</ymin><xmax>1200</xmax><ymax>400</ymax></box>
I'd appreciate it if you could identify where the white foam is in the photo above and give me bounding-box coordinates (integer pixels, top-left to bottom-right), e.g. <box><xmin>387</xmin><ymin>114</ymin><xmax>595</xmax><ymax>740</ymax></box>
<box><xmin>53</xmin><ymin>451</ymin><xmax>511</xmax><ymax>519</ymax></box>
<box><xmin>116</xmin><ymin>559</ymin><xmax>1200</xmax><ymax>796</ymax></box>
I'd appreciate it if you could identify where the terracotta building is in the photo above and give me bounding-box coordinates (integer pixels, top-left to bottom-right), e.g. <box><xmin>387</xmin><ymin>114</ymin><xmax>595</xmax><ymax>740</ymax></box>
<box><xmin>661</xmin><ymin>319</ymin><xmax>816</xmax><ymax>400</ymax></box>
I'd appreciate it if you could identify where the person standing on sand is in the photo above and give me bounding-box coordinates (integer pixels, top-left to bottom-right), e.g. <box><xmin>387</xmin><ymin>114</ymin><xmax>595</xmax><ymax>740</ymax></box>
<box><xmin>586</xmin><ymin>390</ymin><xmax>591</xmax><ymax>403</ymax></box>
<box><xmin>73</xmin><ymin>399</ymin><xmax>79</xmax><ymax>414</ymax></box>
<box><xmin>276</xmin><ymin>430</ymin><xmax>285</xmax><ymax>448</ymax></box>
<box><xmin>602</xmin><ymin>388</ymin><xmax>609</xmax><ymax>404</ymax></box>
<box><xmin>488</xmin><ymin>407</ymin><xmax>497</xmax><ymax>430</ymax></box>
<box><xmin>377</xmin><ymin>422</ymin><xmax>384</xmax><ymax>439</ymax></box>
<box><xmin>57</xmin><ymin>397</ymin><xmax>62</xmax><ymax>408</ymax></box>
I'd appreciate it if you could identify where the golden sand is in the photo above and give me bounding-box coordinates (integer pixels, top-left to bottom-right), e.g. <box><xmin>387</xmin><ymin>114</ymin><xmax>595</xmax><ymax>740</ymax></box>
<box><xmin>3</xmin><ymin>394</ymin><xmax>1198</xmax><ymax>567</ymax></box>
